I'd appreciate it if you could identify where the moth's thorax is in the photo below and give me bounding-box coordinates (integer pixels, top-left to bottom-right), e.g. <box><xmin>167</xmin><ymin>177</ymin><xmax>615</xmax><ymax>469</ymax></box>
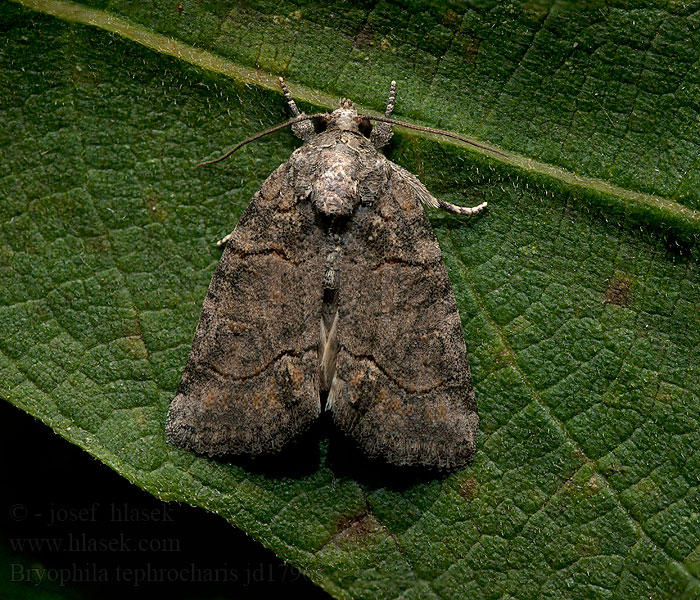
<box><xmin>312</xmin><ymin>153</ymin><xmax>357</xmax><ymax>217</ymax></box>
<box><xmin>309</xmin><ymin>130</ymin><xmax>377</xmax><ymax>218</ymax></box>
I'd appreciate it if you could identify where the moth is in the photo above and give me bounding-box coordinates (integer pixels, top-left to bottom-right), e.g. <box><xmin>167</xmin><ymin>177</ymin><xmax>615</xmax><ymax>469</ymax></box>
<box><xmin>166</xmin><ymin>79</ymin><xmax>500</xmax><ymax>469</ymax></box>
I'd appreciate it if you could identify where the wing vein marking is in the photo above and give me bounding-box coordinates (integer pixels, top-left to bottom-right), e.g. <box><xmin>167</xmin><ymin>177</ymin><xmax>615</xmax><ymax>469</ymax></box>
<box><xmin>368</xmin><ymin>256</ymin><xmax>442</xmax><ymax>271</ymax></box>
<box><xmin>203</xmin><ymin>344</ymin><xmax>318</xmax><ymax>382</ymax></box>
<box><xmin>338</xmin><ymin>345</ymin><xmax>451</xmax><ymax>395</ymax></box>
<box><xmin>226</xmin><ymin>246</ymin><xmax>298</xmax><ymax>264</ymax></box>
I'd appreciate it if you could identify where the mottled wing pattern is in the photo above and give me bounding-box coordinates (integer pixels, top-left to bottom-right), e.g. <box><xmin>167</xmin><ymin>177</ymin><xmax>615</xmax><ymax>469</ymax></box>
<box><xmin>330</xmin><ymin>165</ymin><xmax>478</xmax><ymax>469</ymax></box>
<box><xmin>166</xmin><ymin>160</ymin><xmax>324</xmax><ymax>456</ymax></box>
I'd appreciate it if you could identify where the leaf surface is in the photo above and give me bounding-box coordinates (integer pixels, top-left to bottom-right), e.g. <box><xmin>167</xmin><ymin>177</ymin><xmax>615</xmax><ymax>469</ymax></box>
<box><xmin>2</xmin><ymin>1</ymin><xmax>700</xmax><ymax>598</ymax></box>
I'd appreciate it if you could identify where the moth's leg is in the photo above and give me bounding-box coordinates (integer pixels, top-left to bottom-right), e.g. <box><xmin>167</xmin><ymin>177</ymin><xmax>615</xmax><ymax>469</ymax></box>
<box><xmin>216</xmin><ymin>231</ymin><xmax>235</xmax><ymax>247</ymax></box>
<box><xmin>414</xmin><ymin>176</ymin><xmax>488</xmax><ymax>215</ymax></box>
<box><xmin>279</xmin><ymin>77</ymin><xmax>314</xmax><ymax>142</ymax></box>
<box><xmin>390</xmin><ymin>161</ymin><xmax>488</xmax><ymax>216</ymax></box>
<box><xmin>435</xmin><ymin>196</ymin><xmax>488</xmax><ymax>216</ymax></box>
<box><xmin>371</xmin><ymin>80</ymin><xmax>396</xmax><ymax>149</ymax></box>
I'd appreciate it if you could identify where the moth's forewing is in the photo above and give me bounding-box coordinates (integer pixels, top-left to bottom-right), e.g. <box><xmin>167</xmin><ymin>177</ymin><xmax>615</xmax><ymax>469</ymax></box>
<box><xmin>330</xmin><ymin>168</ymin><xmax>478</xmax><ymax>470</ymax></box>
<box><xmin>166</xmin><ymin>163</ymin><xmax>324</xmax><ymax>456</ymax></box>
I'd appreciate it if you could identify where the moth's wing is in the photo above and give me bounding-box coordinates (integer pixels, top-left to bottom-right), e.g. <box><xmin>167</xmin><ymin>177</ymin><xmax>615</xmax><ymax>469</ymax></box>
<box><xmin>330</xmin><ymin>163</ymin><xmax>478</xmax><ymax>469</ymax></box>
<box><xmin>166</xmin><ymin>161</ymin><xmax>324</xmax><ymax>456</ymax></box>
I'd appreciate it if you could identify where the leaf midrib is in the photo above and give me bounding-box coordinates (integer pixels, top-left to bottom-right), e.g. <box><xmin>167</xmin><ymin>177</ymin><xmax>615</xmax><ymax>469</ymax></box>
<box><xmin>12</xmin><ymin>0</ymin><xmax>700</xmax><ymax>237</ymax></box>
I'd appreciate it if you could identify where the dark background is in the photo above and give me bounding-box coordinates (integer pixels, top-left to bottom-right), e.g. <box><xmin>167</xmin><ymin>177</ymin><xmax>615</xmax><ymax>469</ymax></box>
<box><xmin>0</xmin><ymin>401</ymin><xmax>330</xmax><ymax>599</ymax></box>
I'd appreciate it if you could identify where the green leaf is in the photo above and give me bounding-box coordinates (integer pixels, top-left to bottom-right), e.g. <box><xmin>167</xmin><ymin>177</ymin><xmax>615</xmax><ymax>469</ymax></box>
<box><xmin>2</xmin><ymin>1</ymin><xmax>700</xmax><ymax>599</ymax></box>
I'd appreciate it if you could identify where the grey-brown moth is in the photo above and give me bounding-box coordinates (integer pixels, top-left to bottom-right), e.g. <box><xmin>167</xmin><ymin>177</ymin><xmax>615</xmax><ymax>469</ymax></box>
<box><xmin>166</xmin><ymin>79</ymin><xmax>500</xmax><ymax>470</ymax></box>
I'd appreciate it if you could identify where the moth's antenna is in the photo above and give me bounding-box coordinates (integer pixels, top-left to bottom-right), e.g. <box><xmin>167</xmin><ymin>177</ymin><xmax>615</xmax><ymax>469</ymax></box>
<box><xmin>197</xmin><ymin>113</ymin><xmax>328</xmax><ymax>167</ymax></box>
<box><xmin>366</xmin><ymin>115</ymin><xmax>507</xmax><ymax>157</ymax></box>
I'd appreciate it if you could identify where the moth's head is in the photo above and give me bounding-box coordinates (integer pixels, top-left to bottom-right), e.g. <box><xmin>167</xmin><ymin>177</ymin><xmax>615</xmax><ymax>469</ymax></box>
<box><xmin>315</xmin><ymin>98</ymin><xmax>372</xmax><ymax>138</ymax></box>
